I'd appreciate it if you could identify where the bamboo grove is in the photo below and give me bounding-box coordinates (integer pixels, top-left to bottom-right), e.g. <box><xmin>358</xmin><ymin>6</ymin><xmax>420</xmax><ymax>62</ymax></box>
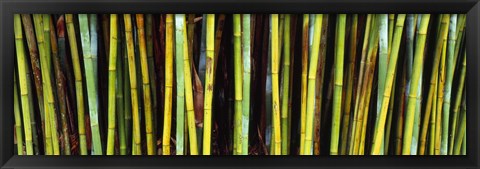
<box><xmin>13</xmin><ymin>13</ymin><xmax>467</xmax><ymax>155</ymax></box>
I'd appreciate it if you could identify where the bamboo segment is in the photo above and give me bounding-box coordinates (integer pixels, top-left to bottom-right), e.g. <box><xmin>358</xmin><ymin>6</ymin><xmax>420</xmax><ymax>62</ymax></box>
<box><xmin>163</xmin><ymin>14</ymin><xmax>174</xmax><ymax>155</ymax></box>
<box><xmin>203</xmin><ymin>14</ymin><xmax>215</xmax><ymax>155</ymax></box>
<box><xmin>65</xmin><ymin>14</ymin><xmax>88</xmax><ymax>155</ymax></box>
<box><xmin>14</xmin><ymin>14</ymin><xmax>34</xmax><ymax>155</ymax></box>
<box><xmin>303</xmin><ymin>14</ymin><xmax>322</xmax><ymax>155</ymax></box>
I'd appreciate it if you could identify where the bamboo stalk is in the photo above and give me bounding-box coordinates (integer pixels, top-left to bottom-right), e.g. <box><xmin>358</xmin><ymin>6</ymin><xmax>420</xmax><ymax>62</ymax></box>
<box><xmin>116</xmin><ymin>15</ymin><xmax>126</xmax><ymax>155</ymax></box>
<box><xmin>232</xmin><ymin>14</ymin><xmax>243</xmax><ymax>155</ymax></box>
<box><xmin>105</xmin><ymin>14</ymin><xmax>118</xmax><ymax>155</ymax></box>
<box><xmin>453</xmin><ymin>90</ymin><xmax>466</xmax><ymax>155</ymax></box>
<box><xmin>14</xmin><ymin>14</ymin><xmax>33</xmax><ymax>155</ymax></box>
<box><xmin>303</xmin><ymin>14</ymin><xmax>322</xmax><ymax>155</ymax></box>
<box><xmin>78</xmin><ymin>14</ymin><xmax>103</xmax><ymax>155</ymax></box>
<box><xmin>136</xmin><ymin>14</ymin><xmax>155</xmax><ymax>155</ymax></box>
<box><xmin>20</xmin><ymin>15</ymin><xmax>43</xmax><ymax>154</ymax></box>
<box><xmin>418</xmin><ymin>14</ymin><xmax>450</xmax><ymax>155</ymax></box>
<box><xmin>352</xmin><ymin>14</ymin><xmax>378</xmax><ymax>155</ymax></box>
<box><xmin>145</xmin><ymin>15</ymin><xmax>158</xmax><ymax>147</ymax></box>
<box><xmin>49</xmin><ymin>15</ymin><xmax>71</xmax><ymax>155</ymax></box>
<box><xmin>124</xmin><ymin>14</ymin><xmax>142</xmax><ymax>155</ymax></box>
<box><xmin>202</xmin><ymin>14</ymin><xmax>215</xmax><ymax>155</ymax></box>
<box><xmin>270</xmin><ymin>14</ymin><xmax>284</xmax><ymax>155</ymax></box>
<box><xmin>182</xmin><ymin>15</ymin><xmax>199</xmax><ymax>155</ymax></box>
<box><xmin>313</xmin><ymin>14</ymin><xmax>329</xmax><ymax>155</ymax></box>
<box><xmin>441</xmin><ymin>14</ymin><xmax>457</xmax><ymax>155</ymax></box>
<box><xmin>402</xmin><ymin>14</ymin><xmax>430</xmax><ymax>155</ymax></box>
<box><xmin>371</xmin><ymin>14</ymin><xmax>406</xmax><ymax>155</ymax></box>
<box><xmin>65</xmin><ymin>14</ymin><xmax>88</xmax><ymax>155</ymax></box>
<box><xmin>163</xmin><ymin>14</ymin><xmax>174</xmax><ymax>155</ymax></box>
<box><xmin>279</xmin><ymin>14</ymin><xmax>292</xmax><ymax>155</ymax></box>
<box><xmin>174</xmin><ymin>14</ymin><xmax>186</xmax><ymax>155</ymax></box>
<box><xmin>241</xmin><ymin>14</ymin><xmax>252</xmax><ymax>155</ymax></box>
<box><xmin>330</xmin><ymin>14</ymin><xmax>346</xmax><ymax>155</ymax></box>
<box><xmin>14</xmin><ymin>69</ymin><xmax>24</xmax><ymax>155</ymax></box>
<box><xmin>449</xmin><ymin>53</ymin><xmax>466</xmax><ymax>155</ymax></box>
<box><xmin>435</xmin><ymin>38</ymin><xmax>447</xmax><ymax>155</ymax></box>
<box><xmin>349</xmin><ymin>14</ymin><xmax>372</xmax><ymax>155</ymax></box>
<box><xmin>299</xmin><ymin>14</ymin><xmax>309</xmax><ymax>155</ymax></box>
<box><xmin>340</xmin><ymin>14</ymin><xmax>357</xmax><ymax>155</ymax></box>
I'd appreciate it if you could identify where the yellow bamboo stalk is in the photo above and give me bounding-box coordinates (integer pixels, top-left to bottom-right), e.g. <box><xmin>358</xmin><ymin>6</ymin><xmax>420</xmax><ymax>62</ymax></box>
<box><xmin>162</xmin><ymin>14</ymin><xmax>174</xmax><ymax>155</ymax></box>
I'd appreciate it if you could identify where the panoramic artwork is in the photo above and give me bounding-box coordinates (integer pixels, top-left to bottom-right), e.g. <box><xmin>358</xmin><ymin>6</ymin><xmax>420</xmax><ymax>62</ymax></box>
<box><xmin>13</xmin><ymin>14</ymin><xmax>466</xmax><ymax>155</ymax></box>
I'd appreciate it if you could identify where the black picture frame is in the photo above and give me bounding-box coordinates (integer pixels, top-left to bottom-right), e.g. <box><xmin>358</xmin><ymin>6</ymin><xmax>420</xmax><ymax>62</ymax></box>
<box><xmin>0</xmin><ymin>0</ymin><xmax>478</xmax><ymax>168</ymax></box>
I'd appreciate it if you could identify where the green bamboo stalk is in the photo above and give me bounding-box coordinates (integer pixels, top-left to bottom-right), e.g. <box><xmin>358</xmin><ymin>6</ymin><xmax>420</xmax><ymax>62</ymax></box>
<box><xmin>452</xmin><ymin>14</ymin><xmax>466</xmax><ymax>74</ymax></box>
<box><xmin>453</xmin><ymin>92</ymin><xmax>466</xmax><ymax>155</ymax></box>
<box><xmin>163</xmin><ymin>14</ymin><xmax>174</xmax><ymax>156</ymax></box>
<box><xmin>299</xmin><ymin>14</ymin><xmax>309</xmax><ymax>155</ymax></box>
<box><xmin>280</xmin><ymin>14</ymin><xmax>291</xmax><ymax>155</ymax></box>
<box><xmin>65</xmin><ymin>14</ymin><xmax>88</xmax><ymax>155</ymax></box>
<box><xmin>441</xmin><ymin>14</ymin><xmax>457</xmax><ymax>155</ymax></box>
<box><xmin>233</xmin><ymin>14</ymin><xmax>243</xmax><ymax>155</ymax></box>
<box><xmin>124</xmin><ymin>14</ymin><xmax>142</xmax><ymax>155</ymax></box>
<box><xmin>14</xmin><ymin>69</ymin><xmax>24</xmax><ymax>155</ymax></box>
<box><xmin>78</xmin><ymin>14</ymin><xmax>103</xmax><ymax>155</ymax></box>
<box><xmin>145</xmin><ymin>16</ymin><xmax>157</xmax><ymax>146</ymax></box>
<box><xmin>374</xmin><ymin>14</ymin><xmax>388</xmax><ymax>155</ymax></box>
<box><xmin>303</xmin><ymin>14</ymin><xmax>322</xmax><ymax>155</ymax></box>
<box><xmin>429</xmin><ymin>80</ymin><xmax>438</xmax><ymax>155</ymax></box>
<box><xmin>402</xmin><ymin>14</ymin><xmax>430</xmax><ymax>155</ymax></box>
<box><xmin>242</xmin><ymin>14</ymin><xmax>252</xmax><ymax>155</ymax></box>
<box><xmin>449</xmin><ymin>53</ymin><xmax>466</xmax><ymax>155</ymax></box>
<box><xmin>174</xmin><ymin>14</ymin><xmax>186</xmax><ymax>155</ymax></box>
<box><xmin>122</xmin><ymin>20</ymin><xmax>132</xmax><ymax>155</ymax></box>
<box><xmin>330</xmin><ymin>14</ymin><xmax>346</xmax><ymax>155</ymax></box>
<box><xmin>435</xmin><ymin>37</ymin><xmax>447</xmax><ymax>155</ymax></box>
<box><xmin>105</xmin><ymin>14</ymin><xmax>118</xmax><ymax>155</ymax></box>
<box><xmin>116</xmin><ymin>15</ymin><xmax>126</xmax><ymax>155</ymax></box>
